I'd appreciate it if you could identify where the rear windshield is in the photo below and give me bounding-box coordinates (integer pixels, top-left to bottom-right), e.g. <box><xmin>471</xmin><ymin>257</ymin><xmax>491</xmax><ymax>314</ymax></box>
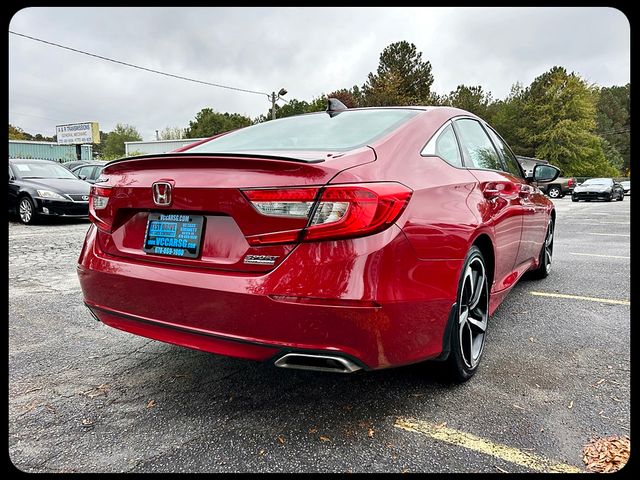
<box><xmin>183</xmin><ymin>109</ymin><xmax>420</xmax><ymax>154</ymax></box>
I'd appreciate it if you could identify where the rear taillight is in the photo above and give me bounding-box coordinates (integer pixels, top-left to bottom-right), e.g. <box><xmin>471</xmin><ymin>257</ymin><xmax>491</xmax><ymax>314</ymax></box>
<box><xmin>242</xmin><ymin>183</ymin><xmax>412</xmax><ymax>245</ymax></box>
<box><xmin>567</xmin><ymin>178</ymin><xmax>574</xmax><ymax>187</ymax></box>
<box><xmin>89</xmin><ymin>186</ymin><xmax>112</xmax><ymax>231</ymax></box>
<box><xmin>90</xmin><ymin>186</ymin><xmax>111</xmax><ymax>210</ymax></box>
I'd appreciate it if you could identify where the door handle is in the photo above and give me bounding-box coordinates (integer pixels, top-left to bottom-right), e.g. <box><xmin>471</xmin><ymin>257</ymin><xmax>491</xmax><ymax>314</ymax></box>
<box><xmin>482</xmin><ymin>181</ymin><xmax>516</xmax><ymax>199</ymax></box>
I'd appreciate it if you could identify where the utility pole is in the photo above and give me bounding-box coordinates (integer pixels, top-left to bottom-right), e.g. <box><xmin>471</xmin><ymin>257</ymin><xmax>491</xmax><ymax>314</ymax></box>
<box><xmin>271</xmin><ymin>92</ymin><xmax>277</xmax><ymax>120</ymax></box>
<box><xmin>270</xmin><ymin>88</ymin><xmax>288</xmax><ymax>120</ymax></box>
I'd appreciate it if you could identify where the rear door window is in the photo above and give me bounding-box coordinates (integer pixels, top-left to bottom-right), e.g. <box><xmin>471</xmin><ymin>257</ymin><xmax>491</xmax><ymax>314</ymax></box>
<box><xmin>421</xmin><ymin>123</ymin><xmax>462</xmax><ymax>167</ymax></box>
<box><xmin>454</xmin><ymin>119</ymin><xmax>503</xmax><ymax>171</ymax></box>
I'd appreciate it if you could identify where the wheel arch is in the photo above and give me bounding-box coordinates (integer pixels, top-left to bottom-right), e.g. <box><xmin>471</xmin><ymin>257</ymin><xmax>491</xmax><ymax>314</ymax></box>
<box><xmin>471</xmin><ymin>233</ymin><xmax>495</xmax><ymax>293</ymax></box>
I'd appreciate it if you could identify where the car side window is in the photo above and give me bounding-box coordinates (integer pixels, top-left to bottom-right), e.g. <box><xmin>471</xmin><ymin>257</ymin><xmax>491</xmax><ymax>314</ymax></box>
<box><xmin>76</xmin><ymin>166</ymin><xmax>94</xmax><ymax>178</ymax></box>
<box><xmin>454</xmin><ymin>119</ymin><xmax>503</xmax><ymax>171</ymax></box>
<box><xmin>90</xmin><ymin>167</ymin><xmax>104</xmax><ymax>181</ymax></box>
<box><xmin>421</xmin><ymin>123</ymin><xmax>462</xmax><ymax>167</ymax></box>
<box><xmin>485</xmin><ymin>126</ymin><xmax>523</xmax><ymax>178</ymax></box>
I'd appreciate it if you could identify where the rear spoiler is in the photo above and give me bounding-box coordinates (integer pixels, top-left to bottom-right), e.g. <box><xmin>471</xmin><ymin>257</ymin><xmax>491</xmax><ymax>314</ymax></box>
<box><xmin>104</xmin><ymin>151</ymin><xmax>326</xmax><ymax>167</ymax></box>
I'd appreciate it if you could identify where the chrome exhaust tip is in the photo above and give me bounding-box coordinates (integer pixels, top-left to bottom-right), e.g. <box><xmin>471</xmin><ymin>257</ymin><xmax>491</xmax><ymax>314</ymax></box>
<box><xmin>274</xmin><ymin>353</ymin><xmax>362</xmax><ymax>373</ymax></box>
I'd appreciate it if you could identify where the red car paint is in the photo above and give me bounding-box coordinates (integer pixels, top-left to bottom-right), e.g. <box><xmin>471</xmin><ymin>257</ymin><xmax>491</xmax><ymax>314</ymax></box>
<box><xmin>78</xmin><ymin>107</ymin><xmax>554</xmax><ymax>370</ymax></box>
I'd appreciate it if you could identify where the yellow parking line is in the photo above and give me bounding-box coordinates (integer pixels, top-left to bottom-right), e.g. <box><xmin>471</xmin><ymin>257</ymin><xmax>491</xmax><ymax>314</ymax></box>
<box><xmin>569</xmin><ymin>252</ymin><xmax>630</xmax><ymax>259</ymax></box>
<box><xmin>530</xmin><ymin>291</ymin><xmax>629</xmax><ymax>305</ymax></box>
<box><xmin>394</xmin><ymin>418</ymin><xmax>581</xmax><ymax>473</ymax></box>
<box><xmin>588</xmin><ymin>233</ymin><xmax>630</xmax><ymax>237</ymax></box>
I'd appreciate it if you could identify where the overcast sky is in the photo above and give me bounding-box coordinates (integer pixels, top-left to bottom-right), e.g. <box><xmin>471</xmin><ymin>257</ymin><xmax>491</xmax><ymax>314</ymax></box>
<box><xmin>9</xmin><ymin>7</ymin><xmax>630</xmax><ymax>141</ymax></box>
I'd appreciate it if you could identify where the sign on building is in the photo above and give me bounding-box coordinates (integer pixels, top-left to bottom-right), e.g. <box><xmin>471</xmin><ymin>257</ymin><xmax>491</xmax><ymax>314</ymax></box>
<box><xmin>56</xmin><ymin>122</ymin><xmax>100</xmax><ymax>144</ymax></box>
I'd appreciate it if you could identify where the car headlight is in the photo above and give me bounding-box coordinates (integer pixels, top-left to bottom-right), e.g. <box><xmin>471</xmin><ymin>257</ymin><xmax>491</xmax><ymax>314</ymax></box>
<box><xmin>36</xmin><ymin>190</ymin><xmax>67</xmax><ymax>200</ymax></box>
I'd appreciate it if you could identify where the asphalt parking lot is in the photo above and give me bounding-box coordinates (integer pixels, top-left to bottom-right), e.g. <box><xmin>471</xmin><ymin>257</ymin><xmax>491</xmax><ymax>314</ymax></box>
<box><xmin>8</xmin><ymin>197</ymin><xmax>630</xmax><ymax>473</ymax></box>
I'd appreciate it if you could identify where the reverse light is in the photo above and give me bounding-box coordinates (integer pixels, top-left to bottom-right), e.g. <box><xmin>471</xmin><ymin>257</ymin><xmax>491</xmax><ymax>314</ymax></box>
<box><xmin>90</xmin><ymin>186</ymin><xmax>111</xmax><ymax>210</ymax></box>
<box><xmin>242</xmin><ymin>183</ymin><xmax>412</xmax><ymax>245</ymax></box>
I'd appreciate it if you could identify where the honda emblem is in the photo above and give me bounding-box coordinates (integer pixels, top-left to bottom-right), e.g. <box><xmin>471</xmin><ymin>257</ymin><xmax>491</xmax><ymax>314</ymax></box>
<box><xmin>152</xmin><ymin>182</ymin><xmax>172</xmax><ymax>206</ymax></box>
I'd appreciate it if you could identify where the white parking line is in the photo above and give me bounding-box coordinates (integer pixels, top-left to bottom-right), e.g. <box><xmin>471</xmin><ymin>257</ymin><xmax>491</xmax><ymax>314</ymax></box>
<box><xmin>588</xmin><ymin>233</ymin><xmax>630</xmax><ymax>237</ymax></box>
<box><xmin>569</xmin><ymin>252</ymin><xmax>630</xmax><ymax>259</ymax></box>
<box><xmin>530</xmin><ymin>291</ymin><xmax>629</xmax><ymax>306</ymax></box>
<box><xmin>395</xmin><ymin>418</ymin><xmax>582</xmax><ymax>473</ymax></box>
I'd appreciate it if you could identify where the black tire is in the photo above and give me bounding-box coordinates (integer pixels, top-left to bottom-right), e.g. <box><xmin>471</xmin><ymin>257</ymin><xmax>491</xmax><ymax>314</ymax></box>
<box><xmin>571</xmin><ymin>195</ymin><xmax>579</xmax><ymax>202</ymax></box>
<box><xmin>618</xmin><ymin>192</ymin><xmax>624</xmax><ymax>201</ymax></box>
<box><xmin>18</xmin><ymin>196</ymin><xmax>38</xmax><ymax>225</ymax></box>
<box><xmin>605</xmin><ymin>193</ymin><xmax>612</xmax><ymax>202</ymax></box>
<box><xmin>443</xmin><ymin>245</ymin><xmax>490</xmax><ymax>383</ymax></box>
<box><xmin>529</xmin><ymin>216</ymin><xmax>554</xmax><ymax>280</ymax></box>
<box><xmin>547</xmin><ymin>186</ymin><xmax>562</xmax><ymax>199</ymax></box>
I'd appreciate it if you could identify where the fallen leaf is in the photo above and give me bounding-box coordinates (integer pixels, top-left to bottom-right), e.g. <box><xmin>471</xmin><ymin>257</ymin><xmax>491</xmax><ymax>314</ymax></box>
<box><xmin>80</xmin><ymin>384</ymin><xmax>110</xmax><ymax>399</ymax></box>
<box><xmin>529</xmin><ymin>337</ymin><xmax>535</xmax><ymax>342</ymax></box>
<box><xmin>309</xmin><ymin>428</ymin><xmax>317</xmax><ymax>434</ymax></box>
<box><xmin>435</xmin><ymin>422</ymin><xmax>447</xmax><ymax>429</ymax></box>
<box><xmin>258</xmin><ymin>449</ymin><xmax>266</xmax><ymax>455</ymax></box>
<box><xmin>368</xmin><ymin>428</ymin><xmax>375</xmax><ymax>438</ymax></box>
<box><xmin>582</xmin><ymin>435</ymin><xmax>630</xmax><ymax>473</ymax></box>
<box><xmin>401</xmin><ymin>468</ymin><xmax>409</xmax><ymax>473</ymax></box>
<box><xmin>568</xmin><ymin>401</ymin><xmax>573</xmax><ymax>410</ymax></box>
<box><xmin>596</xmin><ymin>378</ymin><xmax>606</xmax><ymax>385</ymax></box>
<box><xmin>319</xmin><ymin>436</ymin><xmax>331</xmax><ymax>442</ymax></box>
<box><xmin>146</xmin><ymin>399</ymin><xmax>157</xmax><ymax>409</ymax></box>
<box><xmin>81</xmin><ymin>418</ymin><xmax>94</xmax><ymax>426</ymax></box>
<box><xmin>44</xmin><ymin>404</ymin><xmax>56</xmax><ymax>413</ymax></box>
<box><xmin>540</xmin><ymin>427</ymin><xmax>544</xmax><ymax>432</ymax></box>
<box><xmin>277</xmin><ymin>435</ymin><xmax>285</xmax><ymax>445</ymax></box>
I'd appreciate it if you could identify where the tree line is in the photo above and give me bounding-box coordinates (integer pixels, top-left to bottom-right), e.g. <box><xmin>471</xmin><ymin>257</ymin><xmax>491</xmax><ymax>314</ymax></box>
<box><xmin>10</xmin><ymin>41</ymin><xmax>629</xmax><ymax>175</ymax></box>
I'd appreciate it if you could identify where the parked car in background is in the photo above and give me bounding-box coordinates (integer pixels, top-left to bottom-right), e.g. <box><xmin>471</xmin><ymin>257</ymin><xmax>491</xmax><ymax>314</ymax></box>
<box><xmin>70</xmin><ymin>161</ymin><xmax>106</xmax><ymax>184</ymax></box>
<box><xmin>61</xmin><ymin>160</ymin><xmax>93</xmax><ymax>171</ymax></box>
<box><xmin>516</xmin><ymin>156</ymin><xmax>575</xmax><ymax>198</ymax></box>
<box><xmin>572</xmin><ymin>178</ymin><xmax>624</xmax><ymax>202</ymax></box>
<box><xmin>620</xmin><ymin>180</ymin><xmax>630</xmax><ymax>195</ymax></box>
<box><xmin>78</xmin><ymin>104</ymin><xmax>560</xmax><ymax>383</ymax></box>
<box><xmin>9</xmin><ymin>158</ymin><xmax>91</xmax><ymax>224</ymax></box>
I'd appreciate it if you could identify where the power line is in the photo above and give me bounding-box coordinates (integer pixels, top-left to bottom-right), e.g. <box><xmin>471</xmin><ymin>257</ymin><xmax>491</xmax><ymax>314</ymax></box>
<box><xmin>9</xmin><ymin>30</ymin><xmax>271</xmax><ymax>98</ymax></box>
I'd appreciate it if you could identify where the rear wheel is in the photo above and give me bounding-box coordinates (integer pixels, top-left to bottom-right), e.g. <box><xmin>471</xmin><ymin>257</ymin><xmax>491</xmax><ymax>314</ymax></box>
<box><xmin>529</xmin><ymin>216</ymin><xmax>554</xmax><ymax>280</ymax></box>
<box><xmin>18</xmin><ymin>196</ymin><xmax>37</xmax><ymax>225</ymax></box>
<box><xmin>547</xmin><ymin>186</ymin><xmax>562</xmax><ymax>198</ymax></box>
<box><xmin>617</xmin><ymin>192</ymin><xmax>624</xmax><ymax>201</ymax></box>
<box><xmin>444</xmin><ymin>246</ymin><xmax>489</xmax><ymax>382</ymax></box>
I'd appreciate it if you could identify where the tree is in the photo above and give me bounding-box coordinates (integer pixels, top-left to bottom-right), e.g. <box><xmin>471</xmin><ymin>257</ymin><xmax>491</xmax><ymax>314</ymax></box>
<box><xmin>596</xmin><ymin>84</ymin><xmax>630</xmax><ymax>174</ymax></box>
<box><xmin>185</xmin><ymin>108</ymin><xmax>252</xmax><ymax>138</ymax></box>
<box><xmin>361</xmin><ymin>41</ymin><xmax>434</xmax><ymax>106</ymax></box>
<box><xmin>9</xmin><ymin>124</ymin><xmax>31</xmax><ymax>140</ymax></box>
<box><xmin>266</xmin><ymin>96</ymin><xmax>326</xmax><ymax>120</ymax></box>
<box><xmin>522</xmin><ymin>67</ymin><xmax>617</xmax><ymax>176</ymax></box>
<box><xmin>489</xmin><ymin>83</ymin><xmax>530</xmax><ymax>156</ymax></box>
<box><xmin>103</xmin><ymin>123</ymin><xmax>142</xmax><ymax>158</ymax></box>
<box><xmin>327</xmin><ymin>88</ymin><xmax>358</xmax><ymax>108</ymax></box>
<box><xmin>444</xmin><ymin>85</ymin><xmax>494</xmax><ymax>118</ymax></box>
<box><xmin>159</xmin><ymin>126</ymin><xmax>185</xmax><ymax>140</ymax></box>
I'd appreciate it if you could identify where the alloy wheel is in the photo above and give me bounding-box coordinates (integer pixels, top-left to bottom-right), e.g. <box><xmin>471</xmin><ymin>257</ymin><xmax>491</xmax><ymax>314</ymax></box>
<box><xmin>458</xmin><ymin>258</ymin><xmax>489</xmax><ymax>369</ymax></box>
<box><xmin>19</xmin><ymin>198</ymin><xmax>33</xmax><ymax>224</ymax></box>
<box><xmin>548</xmin><ymin>187</ymin><xmax>561</xmax><ymax>198</ymax></box>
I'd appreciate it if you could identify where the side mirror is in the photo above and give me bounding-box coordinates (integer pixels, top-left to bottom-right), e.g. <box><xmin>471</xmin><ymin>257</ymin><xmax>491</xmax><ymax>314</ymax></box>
<box><xmin>532</xmin><ymin>164</ymin><xmax>560</xmax><ymax>183</ymax></box>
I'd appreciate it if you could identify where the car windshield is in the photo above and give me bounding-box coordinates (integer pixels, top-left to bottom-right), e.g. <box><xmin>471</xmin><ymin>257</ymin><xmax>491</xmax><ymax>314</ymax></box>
<box><xmin>183</xmin><ymin>109</ymin><xmax>420</xmax><ymax>154</ymax></box>
<box><xmin>12</xmin><ymin>161</ymin><xmax>78</xmax><ymax>179</ymax></box>
<box><xmin>582</xmin><ymin>179</ymin><xmax>610</xmax><ymax>185</ymax></box>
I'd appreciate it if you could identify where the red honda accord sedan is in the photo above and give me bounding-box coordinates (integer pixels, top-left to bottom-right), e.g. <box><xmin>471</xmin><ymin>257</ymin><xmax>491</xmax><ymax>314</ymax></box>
<box><xmin>78</xmin><ymin>103</ymin><xmax>559</xmax><ymax>382</ymax></box>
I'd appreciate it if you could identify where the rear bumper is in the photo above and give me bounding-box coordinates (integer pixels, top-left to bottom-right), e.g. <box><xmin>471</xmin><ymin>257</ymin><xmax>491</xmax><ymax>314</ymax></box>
<box><xmin>78</xmin><ymin>224</ymin><xmax>463</xmax><ymax>370</ymax></box>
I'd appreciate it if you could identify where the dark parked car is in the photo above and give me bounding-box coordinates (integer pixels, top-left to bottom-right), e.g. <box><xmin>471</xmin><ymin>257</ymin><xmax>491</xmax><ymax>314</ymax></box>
<box><xmin>78</xmin><ymin>104</ymin><xmax>559</xmax><ymax>382</ymax></box>
<box><xmin>572</xmin><ymin>178</ymin><xmax>624</xmax><ymax>202</ymax></box>
<box><xmin>8</xmin><ymin>158</ymin><xmax>91</xmax><ymax>224</ymax></box>
<box><xmin>620</xmin><ymin>180</ymin><xmax>630</xmax><ymax>195</ymax></box>
<box><xmin>61</xmin><ymin>160</ymin><xmax>93</xmax><ymax>171</ymax></box>
<box><xmin>70</xmin><ymin>161</ymin><xmax>106</xmax><ymax>184</ymax></box>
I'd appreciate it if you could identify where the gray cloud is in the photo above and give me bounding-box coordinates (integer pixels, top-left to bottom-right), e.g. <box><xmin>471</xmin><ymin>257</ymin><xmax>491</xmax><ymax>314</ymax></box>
<box><xmin>9</xmin><ymin>7</ymin><xmax>629</xmax><ymax>140</ymax></box>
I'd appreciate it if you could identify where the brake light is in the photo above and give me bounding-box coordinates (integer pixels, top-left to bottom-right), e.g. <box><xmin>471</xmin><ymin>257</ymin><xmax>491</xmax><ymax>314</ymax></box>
<box><xmin>242</xmin><ymin>183</ymin><xmax>412</xmax><ymax>245</ymax></box>
<box><xmin>90</xmin><ymin>186</ymin><xmax>111</xmax><ymax>210</ymax></box>
<box><xmin>89</xmin><ymin>185</ymin><xmax>112</xmax><ymax>231</ymax></box>
<box><xmin>567</xmin><ymin>178</ymin><xmax>574</xmax><ymax>187</ymax></box>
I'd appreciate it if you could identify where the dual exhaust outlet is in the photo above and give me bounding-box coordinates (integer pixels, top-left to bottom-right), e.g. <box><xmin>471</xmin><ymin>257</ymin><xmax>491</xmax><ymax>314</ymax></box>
<box><xmin>274</xmin><ymin>353</ymin><xmax>362</xmax><ymax>373</ymax></box>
